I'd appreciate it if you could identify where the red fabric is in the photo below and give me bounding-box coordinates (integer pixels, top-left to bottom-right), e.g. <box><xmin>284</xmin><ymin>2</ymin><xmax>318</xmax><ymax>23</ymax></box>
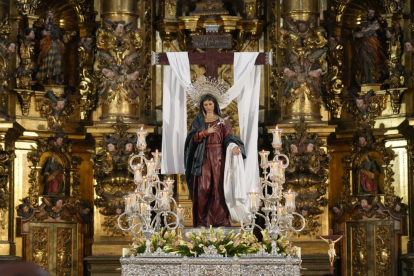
<box><xmin>47</xmin><ymin>172</ymin><xmax>63</xmax><ymax>194</ymax></box>
<box><xmin>361</xmin><ymin>173</ymin><xmax>376</xmax><ymax>192</ymax></box>
<box><xmin>192</xmin><ymin>120</ymin><xmax>232</xmax><ymax>227</ymax></box>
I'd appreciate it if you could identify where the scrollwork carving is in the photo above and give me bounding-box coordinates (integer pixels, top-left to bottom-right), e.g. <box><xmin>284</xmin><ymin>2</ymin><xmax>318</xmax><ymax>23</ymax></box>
<box><xmin>32</xmin><ymin>226</ymin><xmax>49</xmax><ymax>270</ymax></box>
<box><xmin>283</xmin><ymin>119</ymin><xmax>330</xmax><ymax>235</ymax></box>
<box><xmin>92</xmin><ymin>119</ymin><xmax>138</xmax><ymax>235</ymax></box>
<box><xmin>56</xmin><ymin>227</ymin><xmax>73</xmax><ymax>276</ymax></box>
<box><xmin>381</xmin><ymin>0</ymin><xmax>406</xmax><ymax>14</ymax></box>
<box><xmin>375</xmin><ymin>225</ymin><xmax>392</xmax><ymax>274</ymax></box>
<box><xmin>78</xmin><ymin>35</ymin><xmax>96</xmax><ymax>118</ymax></box>
<box><xmin>14</xmin><ymin>0</ymin><xmax>41</xmax><ymax>16</ymax></box>
<box><xmin>351</xmin><ymin>226</ymin><xmax>368</xmax><ymax>275</ymax></box>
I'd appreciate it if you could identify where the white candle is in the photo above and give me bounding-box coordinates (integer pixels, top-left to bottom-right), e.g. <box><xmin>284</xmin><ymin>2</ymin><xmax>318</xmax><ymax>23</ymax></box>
<box><xmin>165</xmin><ymin>177</ymin><xmax>174</xmax><ymax>191</ymax></box>
<box><xmin>125</xmin><ymin>196</ymin><xmax>131</xmax><ymax>213</ymax></box>
<box><xmin>259</xmin><ymin>150</ymin><xmax>270</xmax><ymax>168</ymax></box>
<box><xmin>140</xmin><ymin>203</ymin><xmax>147</xmax><ymax>215</ymax></box>
<box><xmin>284</xmin><ymin>190</ymin><xmax>297</xmax><ymax>211</ymax></box>
<box><xmin>269</xmin><ymin>161</ymin><xmax>278</xmax><ymax>177</ymax></box>
<box><xmin>130</xmin><ymin>194</ymin><xmax>137</xmax><ymax>212</ymax></box>
<box><xmin>134</xmin><ymin>165</ymin><xmax>142</xmax><ymax>184</ymax></box>
<box><xmin>275</xmin><ymin>126</ymin><xmax>280</xmax><ymax>144</ymax></box>
<box><xmin>152</xmin><ymin>149</ymin><xmax>162</xmax><ymax>168</ymax></box>
<box><xmin>278</xmin><ymin>161</ymin><xmax>284</xmax><ymax>178</ymax></box>
<box><xmin>296</xmin><ymin>247</ymin><xmax>301</xmax><ymax>258</ymax></box>
<box><xmin>161</xmin><ymin>189</ymin><xmax>169</xmax><ymax>206</ymax></box>
<box><xmin>136</xmin><ymin>127</ymin><xmax>147</xmax><ymax>149</ymax></box>
<box><xmin>147</xmin><ymin>159</ymin><xmax>155</xmax><ymax>176</ymax></box>
<box><xmin>251</xmin><ymin>192</ymin><xmax>257</xmax><ymax>208</ymax></box>
<box><xmin>277</xmin><ymin>206</ymin><xmax>283</xmax><ymax>218</ymax></box>
<box><xmin>122</xmin><ymin>248</ymin><xmax>129</xmax><ymax>257</ymax></box>
<box><xmin>177</xmin><ymin>205</ymin><xmax>184</xmax><ymax>220</ymax></box>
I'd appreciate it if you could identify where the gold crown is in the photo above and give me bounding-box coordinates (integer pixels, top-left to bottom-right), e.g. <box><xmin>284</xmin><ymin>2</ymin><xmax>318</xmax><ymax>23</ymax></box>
<box><xmin>187</xmin><ymin>76</ymin><xmax>229</xmax><ymax>108</ymax></box>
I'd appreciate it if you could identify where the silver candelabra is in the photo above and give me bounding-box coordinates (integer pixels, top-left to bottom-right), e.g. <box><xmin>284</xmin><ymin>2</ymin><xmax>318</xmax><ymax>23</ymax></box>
<box><xmin>117</xmin><ymin>128</ymin><xmax>185</xmax><ymax>253</ymax></box>
<box><xmin>241</xmin><ymin>126</ymin><xmax>305</xmax><ymax>252</ymax></box>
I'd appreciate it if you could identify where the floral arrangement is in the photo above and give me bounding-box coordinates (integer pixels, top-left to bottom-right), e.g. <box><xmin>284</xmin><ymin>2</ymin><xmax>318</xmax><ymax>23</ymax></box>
<box><xmin>129</xmin><ymin>227</ymin><xmax>299</xmax><ymax>258</ymax></box>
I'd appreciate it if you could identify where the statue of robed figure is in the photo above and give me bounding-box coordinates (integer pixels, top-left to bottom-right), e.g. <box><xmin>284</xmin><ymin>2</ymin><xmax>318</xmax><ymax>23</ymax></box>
<box><xmin>185</xmin><ymin>94</ymin><xmax>245</xmax><ymax>227</ymax></box>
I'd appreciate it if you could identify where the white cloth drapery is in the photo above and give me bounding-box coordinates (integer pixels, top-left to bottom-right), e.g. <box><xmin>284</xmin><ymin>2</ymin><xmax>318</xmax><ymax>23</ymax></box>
<box><xmin>161</xmin><ymin>52</ymin><xmax>262</xmax><ymax>221</ymax></box>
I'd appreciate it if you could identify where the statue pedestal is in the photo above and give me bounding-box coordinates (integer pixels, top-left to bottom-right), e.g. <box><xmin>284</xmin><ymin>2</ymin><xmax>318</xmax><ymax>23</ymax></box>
<box><xmin>121</xmin><ymin>253</ymin><xmax>301</xmax><ymax>276</ymax></box>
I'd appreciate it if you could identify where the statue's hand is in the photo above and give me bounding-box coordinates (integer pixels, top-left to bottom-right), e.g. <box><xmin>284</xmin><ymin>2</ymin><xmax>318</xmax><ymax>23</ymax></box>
<box><xmin>232</xmin><ymin>147</ymin><xmax>240</xmax><ymax>155</ymax></box>
<box><xmin>207</xmin><ymin>125</ymin><xmax>218</xmax><ymax>134</ymax></box>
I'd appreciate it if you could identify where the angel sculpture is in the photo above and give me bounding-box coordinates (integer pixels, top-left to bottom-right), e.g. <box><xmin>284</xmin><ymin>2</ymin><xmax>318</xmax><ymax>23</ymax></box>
<box><xmin>349</xmin><ymin>89</ymin><xmax>374</xmax><ymax>121</ymax></box>
<box><xmin>279</xmin><ymin>18</ymin><xmax>327</xmax><ymax>105</ymax></box>
<box><xmin>94</xmin><ymin>19</ymin><xmax>142</xmax><ymax>105</ymax></box>
<box><xmin>39</xmin><ymin>90</ymin><xmax>73</xmax><ymax>130</ymax></box>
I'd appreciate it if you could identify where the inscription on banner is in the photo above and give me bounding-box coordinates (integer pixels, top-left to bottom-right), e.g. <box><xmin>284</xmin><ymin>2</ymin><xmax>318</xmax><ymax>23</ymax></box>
<box><xmin>193</xmin><ymin>35</ymin><xmax>232</xmax><ymax>49</ymax></box>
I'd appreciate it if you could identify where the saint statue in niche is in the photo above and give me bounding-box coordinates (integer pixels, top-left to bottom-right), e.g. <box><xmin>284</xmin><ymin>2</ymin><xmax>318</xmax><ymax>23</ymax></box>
<box><xmin>41</xmin><ymin>154</ymin><xmax>65</xmax><ymax>195</ymax></box>
<box><xmin>360</xmin><ymin>154</ymin><xmax>381</xmax><ymax>194</ymax></box>
<box><xmin>36</xmin><ymin>10</ymin><xmax>76</xmax><ymax>85</ymax></box>
<box><xmin>354</xmin><ymin>8</ymin><xmax>388</xmax><ymax>84</ymax></box>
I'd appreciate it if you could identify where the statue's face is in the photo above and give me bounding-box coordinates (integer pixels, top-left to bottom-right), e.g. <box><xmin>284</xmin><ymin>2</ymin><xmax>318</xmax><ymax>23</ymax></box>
<box><xmin>361</xmin><ymin>199</ymin><xmax>368</xmax><ymax>208</ymax></box>
<box><xmin>359</xmin><ymin>137</ymin><xmax>366</xmax><ymax>146</ymax></box>
<box><xmin>55</xmin><ymin>137</ymin><xmax>63</xmax><ymax>146</ymax></box>
<box><xmin>333</xmin><ymin>207</ymin><xmax>340</xmax><ymax>214</ymax></box>
<box><xmin>8</xmin><ymin>43</ymin><xmax>15</xmax><ymax>53</ymax></box>
<box><xmin>297</xmin><ymin>22</ymin><xmax>308</xmax><ymax>33</ymax></box>
<box><xmin>203</xmin><ymin>100</ymin><xmax>215</xmax><ymax>114</ymax></box>
<box><xmin>124</xmin><ymin>143</ymin><xmax>133</xmax><ymax>152</ymax></box>
<box><xmin>405</xmin><ymin>42</ymin><xmax>413</xmax><ymax>52</ymax></box>
<box><xmin>85</xmin><ymin>37</ymin><xmax>93</xmax><ymax>47</ymax></box>
<box><xmin>290</xmin><ymin>144</ymin><xmax>298</xmax><ymax>153</ymax></box>
<box><xmin>47</xmin><ymin>12</ymin><xmax>54</xmax><ymax>21</ymax></box>
<box><xmin>56</xmin><ymin>199</ymin><xmax>63</xmax><ymax>208</ymax></box>
<box><xmin>367</xmin><ymin>9</ymin><xmax>375</xmax><ymax>20</ymax></box>
<box><xmin>56</xmin><ymin>100</ymin><xmax>66</xmax><ymax>111</ymax></box>
<box><xmin>114</xmin><ymin>24</ymin><xmax>125</xmax><ymax>37</ymax></box>
<box><xmin>307</xmin><ymin>143</ymin><xmax>314</xmax><ymax>152</ymax></box>
<box><xmin>26</xmin><ymin>30</ymin><xmax>35</xmax><ymax>40</ymax></box>
<box><xmin>356</xmin><ymin>98</ymin><xmax>365</xmax><ymax>109</ymax></box>
<box><xmin>394</xmin><ymin>204</ymin><xmax>401</xmax><ymax>212</ymax></box>
<box><xmin>107</xmin><ymin>143</ymin><xmax>115</xmax><ymax>152</ymax></box>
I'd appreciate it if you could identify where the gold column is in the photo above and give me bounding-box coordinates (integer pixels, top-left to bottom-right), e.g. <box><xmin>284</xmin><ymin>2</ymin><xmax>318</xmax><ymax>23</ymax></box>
<box><xmin>98</xmin><ymin>0</ymin><xmax>139</xmax><ymax>124</ymax></box>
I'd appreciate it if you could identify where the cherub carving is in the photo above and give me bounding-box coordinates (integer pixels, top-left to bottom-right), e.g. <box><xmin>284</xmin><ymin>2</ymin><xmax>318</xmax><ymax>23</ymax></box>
<box><xmin>39</xmin><ymin>90</ymin><xmax>74</xmax><ymax>130</ymax></box>
<box><xmin>94</xmin><ymin>19</ymin><xmax>142</xmax><ymax>105</ymax></box>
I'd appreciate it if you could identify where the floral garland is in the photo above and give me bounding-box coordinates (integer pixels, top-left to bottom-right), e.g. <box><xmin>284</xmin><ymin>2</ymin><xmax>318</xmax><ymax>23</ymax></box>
<box><xmin>129</xmin><ymin>227</ymin><xmax>299</xmax><ymax>258</ymax></box>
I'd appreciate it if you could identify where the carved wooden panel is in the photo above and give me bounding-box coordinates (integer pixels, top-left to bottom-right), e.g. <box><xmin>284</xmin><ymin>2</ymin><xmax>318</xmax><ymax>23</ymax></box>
<box><xmin>347</xmin><ymin>221</ymin><xmax>394</xmax><ymax>276</ymax></box>
<box><xmin>29</xmin><ymin>223</ymin><xmax>78</xmax><ymax>276</ymax></box>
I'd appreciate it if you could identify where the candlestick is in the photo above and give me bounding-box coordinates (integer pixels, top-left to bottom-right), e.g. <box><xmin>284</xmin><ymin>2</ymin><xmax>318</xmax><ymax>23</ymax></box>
<box><xmin>259</xmin><ymin>150</ymin><xmax>270</xmax><ymax>169</ymax></box>
<box><xmin>269</xmin><ymin>161</ymin><xmax>278</xmax><ymax>178</ymax></box>
<box><xmin>284</xmin><ymin>190</ymin><xmax>297</xmax><ymax>212</ymax></box>
<box><xmin>161</xmin><ymin>189</ymin><xmax>169</xmax><ymax>206</ymax></box>
<box><xmin>125</xmin><ymin>195</ymin><xmax>131</xmax><ymax>213</ymax></box>
<box><xmin>133</xmin><ymin>164</ymin><xmax>143</xmax><ymax>184</ymax></box>
<box><xmin>165</xmin><ymin>177</ymin><xmax>175</xmax><ymax>192</ymax></box>
<box><xmin>177</xmin><ymin>205</ymin><xmax>184</xmax><ymax>221</ymax></box>
<box><xmin>271</xmin><ymin>126</ymin><xmax>283</xmax><ymax>148</ymax></box>
<box><xmin>146</xmin><ymin>159</ymin><xmax>155</xmax><ymax>177</ymax></box>
<box><xmin>136</xmin><ymin>127</ymin><xmax>147</xmax><ymax>150</ymax></box>
<box><xmin>250</xmin><ymin>191</ymin><xmax>258</xmax><ymax>209</ymax></box>
<box><xmin>152</xmin><ymin>149</ymin><xmax>162</xmax><ymax>170</ymax></box>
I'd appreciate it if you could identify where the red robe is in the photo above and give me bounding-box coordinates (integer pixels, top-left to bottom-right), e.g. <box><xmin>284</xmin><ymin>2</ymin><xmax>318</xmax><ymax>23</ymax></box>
<box><xmin>192</xmin><ymin>119</ymin><xmax>232</xmax><ymax>227</ymax></box>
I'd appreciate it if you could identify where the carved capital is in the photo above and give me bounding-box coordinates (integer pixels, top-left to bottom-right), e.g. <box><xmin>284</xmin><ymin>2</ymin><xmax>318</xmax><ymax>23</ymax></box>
<box><xmin>14</xmin><ymin>0</ymin><xmax>41</xmax><ymax>16</ymax></box>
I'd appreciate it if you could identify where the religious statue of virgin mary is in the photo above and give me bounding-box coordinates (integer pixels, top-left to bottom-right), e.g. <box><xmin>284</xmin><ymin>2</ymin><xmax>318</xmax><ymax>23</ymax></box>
<box><xmin>184</xmin><ymin>79</ymin><xmax>247</xmax><ymax>227</ymax></box>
